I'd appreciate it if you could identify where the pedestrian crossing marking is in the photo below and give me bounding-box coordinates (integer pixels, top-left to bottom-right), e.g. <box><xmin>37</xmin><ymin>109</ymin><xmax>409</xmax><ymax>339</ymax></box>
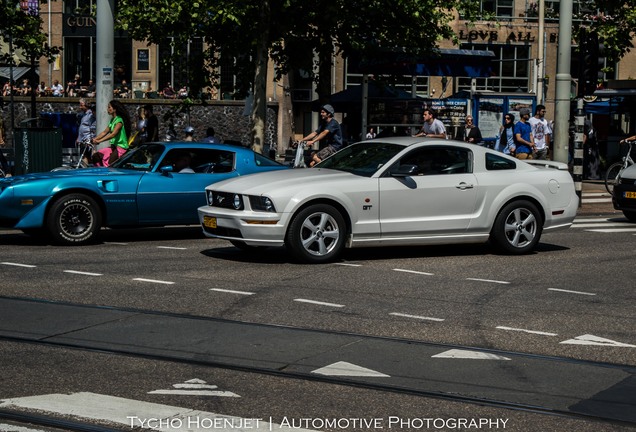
<box><xmin>312</xmin><ymin>361</ymin><xmax>390</xmax><ymax>377</ymax></box>
<box><xmin>432</xmin><ymin>349</ymin><xmax>511</xmax><ymax>360</ymax></box>
<box><xmin>560</xmin><ymin>334</ymin><xmax>636</xmax><ymax>348</ymax></box>
<box><xmin>148</xmin><ymin>379</ymin><xmax>240</xmax><ymax>397</ymax></box>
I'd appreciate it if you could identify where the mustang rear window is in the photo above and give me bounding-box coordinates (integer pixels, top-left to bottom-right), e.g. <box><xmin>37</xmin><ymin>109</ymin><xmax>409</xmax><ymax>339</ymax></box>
<box><xmin>485</xmin><ymin>152</ymin><xmax>516</xmax><ymax>170</ymax></box>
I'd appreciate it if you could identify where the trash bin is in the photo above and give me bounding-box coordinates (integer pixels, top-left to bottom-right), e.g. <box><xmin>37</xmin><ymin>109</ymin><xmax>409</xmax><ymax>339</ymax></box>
<box><xmin>13</xmin><ymin>118</ymin><xmax>63</xmax><ymax>175</ymax></box>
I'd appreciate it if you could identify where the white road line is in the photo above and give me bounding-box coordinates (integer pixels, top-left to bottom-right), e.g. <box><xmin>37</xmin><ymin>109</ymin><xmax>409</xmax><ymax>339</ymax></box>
<box><xmin>210</xmin><ymin>288</ymin><xmax>255</xmax><ymax>296</ymax></box>
<box><xmin>335</xmin><ymin>263</ymin><xmax>363</xmax><ymax>267</ymax></box>
<box><xmin>0</xmin><ymin>262</ymin><xmax>36</xmax><ymax>268</ymax></box>
<box><xmin>294</xmin><ymin>298</ymin><xmax>345</xmax><ymax>308</ymax></box>
<box><xmin>573</xmin><ymin>223</ymin><xmax>630</xmax><ymax>228</ymax></box>
<box><xmin>573</xmin><ymin>218</ymin><xmax>611</xmax><ymax>223</ymax></box>
<box><xmin>548</xmin><ymin>288</ymin><xmax>596</xmax><ymax>296</ymax></box>
<box><xmin>393</xmin><ymin>268</ymin><xmax>434</xmax><ymax>276</ymax></box>
<box><xmin>389</xmin><ymin>312</ymin><xmax>445</xmax><ymax>322</ymax></box>
<box><xmin>157</xmin><ymin>246</ymin><xmax>188</xmax><ymax>250</ymax></box>
<box><xmin>581</xmin><ymin>198</ymin><xmax>612</xmax><ymax>203</ymax></box>
<box><xmin>466</xmin><ymin>277</ymin><xmax>510</xmax><ymax>284</ymax></box>
<box><xmin>585</xmin><ymin>228</ymin><xmax>636</xmax><ymax>233</ymax></box>
<box><xmin>63</xmin><ymin>270</ymin><xmax>103</xmax><ymax>276</ymax></box>
<box><xmin>133</xmin><ymin>278</ymin><xmax>175</xmax><ymax>285</ymax></box>
<box><xmin>496</xmin><ymin>326</ymin><xmax>558</xmax><ymax>336</ymax></box>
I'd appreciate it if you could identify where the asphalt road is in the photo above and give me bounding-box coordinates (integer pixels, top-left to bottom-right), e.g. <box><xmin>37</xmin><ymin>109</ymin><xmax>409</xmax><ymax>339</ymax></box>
<box><xmin>1</xmin><ymin>188</ymin><xmax>635</xmax><ymax>432</ymax></box>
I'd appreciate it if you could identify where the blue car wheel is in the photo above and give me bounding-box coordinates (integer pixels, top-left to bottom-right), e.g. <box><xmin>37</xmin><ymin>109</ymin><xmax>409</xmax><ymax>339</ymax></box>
<box><xmin>47</xmin><ymin>193</ymin><xmax>102</xmax><ymax>245</ymax></box>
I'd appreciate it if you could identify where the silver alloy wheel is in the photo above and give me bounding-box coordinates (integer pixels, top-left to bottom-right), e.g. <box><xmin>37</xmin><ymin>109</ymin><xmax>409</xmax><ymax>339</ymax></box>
<box><xmin>300</xmin><ymin>211</ymin><xmax>341</xmax><ymax>257</ymax></box>
<box><xmin>59</xmin><ymin>201</ymin><xmax>94</xmax><ymax>239</ymax></box>
<box><xmin>503</xmin><ymin>207</ymin><xmax>537</xmax><ymax>248</ymax></box>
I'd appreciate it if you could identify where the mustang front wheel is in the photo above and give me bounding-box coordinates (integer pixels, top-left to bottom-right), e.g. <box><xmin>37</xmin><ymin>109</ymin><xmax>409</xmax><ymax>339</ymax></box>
<box><xmin>286</xmin><ymin>204</ymin><xmax>346</xmax><ymax>263</ymax></box>
<box><xmin>490</xmin><ymin>200</ymin><xmax>542</xmax><ymax>254</ymax></box>
<box><xmin>47</xmin><ymin>194</ymin><xmax>102</xmax><ymax>245</ymax></box>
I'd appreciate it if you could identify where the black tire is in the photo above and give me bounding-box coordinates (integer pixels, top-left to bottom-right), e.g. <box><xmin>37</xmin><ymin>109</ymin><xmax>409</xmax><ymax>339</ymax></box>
<box><xmin>230</xmin><ymin>240</ymin><xmax>267</xmax><ymax>251</ymax></box>
<box><xmin>285</xmin><ymin>204</ymin><xmax>346</xmax><ymax>263</ymax></box>
<box><xmin>623</xmin><ymin>210</ymin><xmax>636</xmax><ymax>223</ymax></box>
<box><xmin>490</xmin><ymin>200</ymin><xmax>542</xmax><ymax>255</ymax></box>
<box><xmin>46</xmin><ymin>194</ymin><xmax>102</xmax><ymax>245</ymax></box>
<box><xmin>605</xmin><ymin>162</ymin><xmax>623</xmax><ymax>194</ymax></box>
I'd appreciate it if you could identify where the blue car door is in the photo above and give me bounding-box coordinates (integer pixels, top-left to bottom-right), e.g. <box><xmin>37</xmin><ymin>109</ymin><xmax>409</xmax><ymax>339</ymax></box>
<box><xmin>136</xmin><ymin>148</ymin><xmax>238</xmax><ymax>225</ymax></box>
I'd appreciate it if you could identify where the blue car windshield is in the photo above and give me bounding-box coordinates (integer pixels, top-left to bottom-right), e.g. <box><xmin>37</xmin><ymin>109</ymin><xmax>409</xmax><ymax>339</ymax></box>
<box><xmin>112</xmin><ymin>144</ymin><xmax>166</xmax><ymax>171</ymax></box>
<box><xmin>315</xmin><ymin>142</ymin><xmax>404</xmax><ymax>177</ymax></box>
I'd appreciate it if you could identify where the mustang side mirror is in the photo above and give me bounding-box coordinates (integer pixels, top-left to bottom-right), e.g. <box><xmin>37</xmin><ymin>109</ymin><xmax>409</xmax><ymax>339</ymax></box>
<box><xmin>390</xmin><ymin>164</ymin><xmax>419</xmax><ymax>177</ymax></box>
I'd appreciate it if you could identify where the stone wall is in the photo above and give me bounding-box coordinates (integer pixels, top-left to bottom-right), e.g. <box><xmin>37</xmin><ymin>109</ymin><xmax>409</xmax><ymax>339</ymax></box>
<box><xmin>1</xmin><ymin>97</ymin><xmax>278</xmax><ymax>150</ymax></box>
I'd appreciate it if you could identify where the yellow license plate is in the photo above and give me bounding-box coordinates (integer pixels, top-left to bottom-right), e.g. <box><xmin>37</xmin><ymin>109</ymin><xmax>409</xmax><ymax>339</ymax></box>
<box><xmin>624</xmin><ymin>191</ymin><xmax>636</xmax><ymax>199</ymax></box>
<box><xmin>203</xmin><ymin>216</ymin><xmax>217</xmax><ymax>228</ymax></box>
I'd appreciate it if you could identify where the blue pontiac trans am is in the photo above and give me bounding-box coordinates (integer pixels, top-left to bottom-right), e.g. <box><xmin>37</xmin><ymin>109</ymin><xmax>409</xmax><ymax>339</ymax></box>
<box><xmin>0</xmin><ymin>142</ymin><xmax>287</xmax><ymax>245</ymax></box>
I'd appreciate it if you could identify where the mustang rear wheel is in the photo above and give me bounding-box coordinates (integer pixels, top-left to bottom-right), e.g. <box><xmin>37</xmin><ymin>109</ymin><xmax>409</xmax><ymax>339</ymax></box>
<box><xmin>47</xmin><ymin>194</ymin><xmax>102</xmax><ymax>245</ymax></box>
<box><xmin>490</xmin><ymin>200</ymin><xmax>542</xmax><ymax>254</ymax></box>
<box><xmin>286</xmin><ymin>204</ymin><xmax>346</xmax><ymax>263</ymax></box>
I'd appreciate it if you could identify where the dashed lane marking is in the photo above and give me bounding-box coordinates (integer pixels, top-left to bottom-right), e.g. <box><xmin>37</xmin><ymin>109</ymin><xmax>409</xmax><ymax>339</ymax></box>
<box><xmin>389</xmin><ymin>312</ymin><xmax>445</xmax><ymax>322</ymax></box>
<box><xmin>0</xmin><ymin>262</ymin><xmax>36</xmax><ymax>268</ymax></box>
<box><xmin>393</xmin><ymin>268</ymin><xmax>434</xmax><ymax>276</ymax></box>
<box><xmin>63</xmin><ymin>270</ymin><xmax>103</xmax><ymax>276</ymax></box>
<box><xmin>496</xmin><ymin>326</ymin><xmax>558</xmax><ymax>337</ymax></box>
<box><xmin>466</xmin><ymin>277</ymin><xmax>510</xmax><ymax>284</ymax></box>
<box><xmin>132</xmin><ymin>278</ymin><xmax>175</xmax><ymax>285</ymax></box>
<box><xmin>294</xmin><ymin>298</ymin><xmax>345</xmax><ymax>308</ymax></box>
<box><xmin>548</xmin><ymin>288</ymin><xmax>596</xmax><ymax>296</ymax></box>
<box><xmin>210</xmin><ymin>288</ymin><xmax>255</xmax><ymax>296</ymax></box>
<box><xmin>157</xmin><ymin>246</ymin><xmax>188</xmax><ymax>250</ymax></box>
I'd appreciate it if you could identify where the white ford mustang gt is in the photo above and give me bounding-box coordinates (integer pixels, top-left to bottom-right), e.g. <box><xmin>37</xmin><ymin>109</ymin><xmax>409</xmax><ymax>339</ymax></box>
<box><xmin>198</xmin><ymin>137</ymin><xmax>578</xmax><ymax>263</ymax></box>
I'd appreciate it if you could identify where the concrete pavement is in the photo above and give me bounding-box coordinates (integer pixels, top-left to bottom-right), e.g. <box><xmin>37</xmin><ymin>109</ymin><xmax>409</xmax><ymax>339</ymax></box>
<box><xmin>579</xmin><ymin>180</ymin><xmax>620</xmax><ymax>217</ymax></box>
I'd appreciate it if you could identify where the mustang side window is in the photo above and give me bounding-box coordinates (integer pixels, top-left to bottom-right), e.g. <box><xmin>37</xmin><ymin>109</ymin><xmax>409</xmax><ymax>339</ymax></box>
<box><xmin>400</xmin><ymin>147</ymin><xmax>470</xmax><ymax>175</ymax></box>
<box><xmin>485</xmin><ymin>152</ymin><xmax>516</xmax><ymax>170</ymax></box>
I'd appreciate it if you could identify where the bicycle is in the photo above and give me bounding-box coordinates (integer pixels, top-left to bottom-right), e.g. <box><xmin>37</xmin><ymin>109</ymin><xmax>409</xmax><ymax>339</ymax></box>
<box><xmin>605</xmin><ymin>139</ymin><xmax>635</xmax><ymax>194</ymax></box>
<box><xmin>51</xmin><ymin>138</ymin><xmax>94</xmax><ymax>172</ymax></box>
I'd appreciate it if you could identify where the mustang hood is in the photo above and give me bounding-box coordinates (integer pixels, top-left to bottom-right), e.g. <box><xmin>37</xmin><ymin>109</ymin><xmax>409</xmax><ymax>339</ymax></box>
<box><xmin>212</xmin><ymin>169</ymin><xmax>356</xmax><ymax>195</ymax></box>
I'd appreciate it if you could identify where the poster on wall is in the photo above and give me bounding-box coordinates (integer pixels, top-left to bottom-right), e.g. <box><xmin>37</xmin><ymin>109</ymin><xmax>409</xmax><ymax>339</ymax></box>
<box><xmin>508</xmin><ymin>98</ymin><xmax>534</xmax><ymax>125</ymax></box>
<box><xmin>478</xmin><ymin>98</ymin><xmax>504</xmax><ymax>141</ymax></box>
<box><xmin>137</xmin><ymin>49</ymin><xmax>150</xmax><ymax>71</ymax></box>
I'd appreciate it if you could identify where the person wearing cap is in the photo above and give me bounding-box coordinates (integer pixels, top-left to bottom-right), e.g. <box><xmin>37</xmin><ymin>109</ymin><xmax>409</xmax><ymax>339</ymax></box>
<box><xmin>513</xmin><ymin>107</ymin><xmax>535</xmax><ymax>160</ymax></box>
<box><xmin>301</xmin><ymin>104</ymin><xmax>343</xmax><ymax>167</ymax></box>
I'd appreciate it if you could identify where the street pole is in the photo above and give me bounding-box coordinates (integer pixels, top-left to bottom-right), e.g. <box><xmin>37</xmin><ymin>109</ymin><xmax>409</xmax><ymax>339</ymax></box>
<box><xmin>536</xmin><ymin>0</ymin><xmax>545</xmax><ymax>105</ymax></box>
<box><xmin>96</xmin><ymin>0</ymin><xmax>115</xmax><ymax>147</ymax></box>
<box><xmin>553</xmin><ymin>0</ymin><xmax>573</xmax><ymax>165</ymax></box>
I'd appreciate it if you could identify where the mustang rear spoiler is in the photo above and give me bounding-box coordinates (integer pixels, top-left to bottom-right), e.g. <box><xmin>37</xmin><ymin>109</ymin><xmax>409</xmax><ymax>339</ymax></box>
<box><xmin>524</xmin><ymin>160</ymin><xmax>569</xmax><ymax>171</ymax></box>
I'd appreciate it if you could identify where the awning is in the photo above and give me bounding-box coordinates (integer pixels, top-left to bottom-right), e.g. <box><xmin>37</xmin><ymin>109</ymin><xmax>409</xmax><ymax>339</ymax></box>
<box><xmin>0</xmin><ymin>66</ymin><xmax>32</xmax><ymax>80</ymax></box>
<box><xmin>348</xmin><ymin>49</ymin><xmax>495</xmax><ymax>78</ymax></box>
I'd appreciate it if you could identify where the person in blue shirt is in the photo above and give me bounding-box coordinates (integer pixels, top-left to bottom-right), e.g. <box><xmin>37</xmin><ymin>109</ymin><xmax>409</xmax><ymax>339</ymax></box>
<box><xmin>301</xmin><ymin>104</ymin><xmax>343</xmax><ymax>167</ymax></box>
<box><xmin>513</xmin><ymin>107</ymin><xmax>536</xmax><ymax>160</ymax></box>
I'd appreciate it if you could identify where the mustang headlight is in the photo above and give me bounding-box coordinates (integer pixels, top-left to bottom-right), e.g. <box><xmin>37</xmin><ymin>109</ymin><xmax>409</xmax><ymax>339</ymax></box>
<box><xmin>249</xmin><ymin>195</ymin><xmax>277</xmax><ymax>212</ymax></box>
<box><xmin>206</xmin><ymin>190</ymin><xmax>214</xmax><ymax>206</ymax></box>
<box><xmin>232</xmin><ymin>194</ymin><xmax>244</xmax><ymax>210</ymax></box>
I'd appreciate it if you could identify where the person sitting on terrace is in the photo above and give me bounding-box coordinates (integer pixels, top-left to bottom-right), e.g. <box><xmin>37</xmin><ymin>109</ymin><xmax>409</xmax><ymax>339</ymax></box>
<box><xmin>114</xmin><ymin>79</ymin><xmax>130</xmax><ymax>98</ymax></box>
<box><xmin>51</xmin><ymin>79</ymin><xmax>64</xmax><ymax>97</ymax></box>
<box><xmin>161</xmin><ymin>82</ymin><xmax>176</xmax><ymax>99</ymax></box>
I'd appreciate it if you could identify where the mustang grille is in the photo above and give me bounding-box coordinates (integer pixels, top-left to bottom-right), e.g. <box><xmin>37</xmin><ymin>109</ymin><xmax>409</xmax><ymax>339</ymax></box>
<box><xmin>210</xmin><ymin>191</ymin><xmax>239</xmax><ymax>209</ymax></box>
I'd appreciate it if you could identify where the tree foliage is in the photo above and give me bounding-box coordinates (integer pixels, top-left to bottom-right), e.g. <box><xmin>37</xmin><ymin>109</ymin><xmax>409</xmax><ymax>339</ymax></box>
<box><xmin>0</xmin><ymin>1</ymin><xmax>60</xmax><ymax>66</ymax></box>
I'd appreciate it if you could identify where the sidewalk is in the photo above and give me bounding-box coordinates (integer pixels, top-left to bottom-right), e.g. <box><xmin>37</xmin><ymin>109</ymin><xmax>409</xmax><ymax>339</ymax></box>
<box><xmin>579</xmin><ymin>180</ymin><xmax>619</xmax><ymax>217</ymax></box>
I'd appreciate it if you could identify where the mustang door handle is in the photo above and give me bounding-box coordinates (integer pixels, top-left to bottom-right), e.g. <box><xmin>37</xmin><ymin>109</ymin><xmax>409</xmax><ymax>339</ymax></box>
<box><xmin>456</xmin><ymin>182</ymin><xmax>474</xmax><ymax>190</ymax></box>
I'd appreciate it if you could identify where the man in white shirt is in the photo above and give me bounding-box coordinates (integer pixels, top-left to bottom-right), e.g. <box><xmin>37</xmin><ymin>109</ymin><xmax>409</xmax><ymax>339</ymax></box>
<box><xmin>413</xmin><ymin>109</ymin><xmax>447</xmax><ymax>139</ymax></box>
<box><xmin>528</xmin><ymin>104</ymin><xmax>552</xmax><ymax>160</ymax></box>
<box><xmin>51</xmin><ymin>79</ymin><xmax>64</xmax><ymax>97</ymax></box>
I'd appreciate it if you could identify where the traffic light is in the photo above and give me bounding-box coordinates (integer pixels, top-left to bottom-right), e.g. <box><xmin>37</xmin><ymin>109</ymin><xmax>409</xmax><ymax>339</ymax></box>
<box><xmin>579</xmin><ymin>30</ymin><xmax>605</xmax><ymax>96</ymax></box>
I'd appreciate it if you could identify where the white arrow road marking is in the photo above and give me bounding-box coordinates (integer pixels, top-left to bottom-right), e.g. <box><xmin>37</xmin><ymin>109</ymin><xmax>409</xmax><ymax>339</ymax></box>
<box><xmin>311</xmin><ymin>361</ymin><xmax>390</xmax><ymax>377</ymax></box>
<box><xmin>0</xmin><ymin>392</ymin><xmax>319</xmax><ymax>432</ymax></box>
<box><xmin>560</xmin><ymin>334</ymin><xmax>636</xmax><ymax>348</ymax></box>
<box><xmin>148</xmin><ymin>379</ymin><xmax>240</xmax><ymax>397</ymax></box>
<box><xmin>431</xmin><ymin>349</ymin><xmax>511</xmax><ymax>360</ymax></box>
<box><xmin>0</xmin><ymin>262</ymin><xmax>36</xmax><ymax>268</ymax></box>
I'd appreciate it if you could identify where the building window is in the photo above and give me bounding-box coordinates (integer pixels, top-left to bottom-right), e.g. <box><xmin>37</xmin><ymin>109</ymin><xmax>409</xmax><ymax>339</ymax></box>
<box><xmin>158</xmin><ymin>37</ymin><xmax>204</xmax><ymax>96</ymax></box>
<box><xmin>457</xmin><ymin>44</ymin><xmax>531</xmax><ymax>93</ymax></box>
<box><xmin>480</xmin><ymin>0</ymin><xmax>514</xmax><ymax>18</ymax></box>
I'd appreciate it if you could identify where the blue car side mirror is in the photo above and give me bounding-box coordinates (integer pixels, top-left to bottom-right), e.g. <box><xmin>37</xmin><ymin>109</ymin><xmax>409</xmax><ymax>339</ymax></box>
<box><xmin>160</xmin><ymin>165</ymin><xmax>174</xmax><ymax>175</ymax></box>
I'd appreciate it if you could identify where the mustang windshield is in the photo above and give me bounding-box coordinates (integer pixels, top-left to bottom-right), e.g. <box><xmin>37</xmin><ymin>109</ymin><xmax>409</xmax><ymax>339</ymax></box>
<box><xmin>316</xmin><ymin>142</ymin><xmax>404</xmax><ymax>177</ymax></box>
<box><xmin>112</xmin><ymin>144</ymin><xmax>166</xmax><ymax>171</ymax></box>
